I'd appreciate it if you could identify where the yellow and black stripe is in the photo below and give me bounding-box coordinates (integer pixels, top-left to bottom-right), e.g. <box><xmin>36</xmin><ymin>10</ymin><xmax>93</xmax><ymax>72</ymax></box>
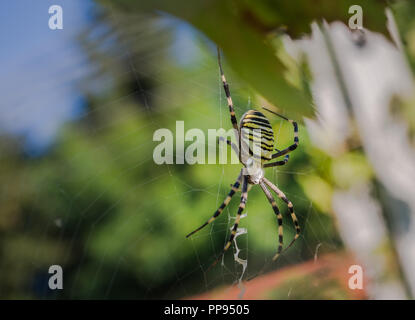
<box><xmin>263</xmin><ymin>154</ymin><xmax>290</xmax><ymax>168</ymax></box>
<box><xmin>261</xmin><ymin>107</ymin><xmax>299</xmax><ymax>160</ymax></box>
<box><xmin>240</xmin><ymin>110</ymin><xmax>275</xmax><ymax>162</ymax></box>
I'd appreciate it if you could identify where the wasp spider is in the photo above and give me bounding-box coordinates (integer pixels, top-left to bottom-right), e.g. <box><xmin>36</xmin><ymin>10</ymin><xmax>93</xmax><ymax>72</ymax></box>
<box><xmin>186</xmin><ymin>48</ymin><xmax>301</xmax><ymax>263</ymax></box>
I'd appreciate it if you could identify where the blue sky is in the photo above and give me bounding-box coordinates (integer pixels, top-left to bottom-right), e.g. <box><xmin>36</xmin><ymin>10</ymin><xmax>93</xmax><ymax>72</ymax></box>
<box><xmin>0</xmin><ymin>0</ymin><xmax>94</xmax><ymax>154</ymax></box>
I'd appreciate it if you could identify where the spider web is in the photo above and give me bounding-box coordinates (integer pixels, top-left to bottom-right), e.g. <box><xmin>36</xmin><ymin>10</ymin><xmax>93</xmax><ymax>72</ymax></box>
<box><xmin>0</xmin><ymin>5</ymin><xmax>343</xmax><ymax>300</ymax></box>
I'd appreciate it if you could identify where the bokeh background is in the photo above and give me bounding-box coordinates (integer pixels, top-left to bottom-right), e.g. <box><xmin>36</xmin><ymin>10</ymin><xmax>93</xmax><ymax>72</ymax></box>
<box><xmin>1</xmin><ymin>0</ymin><xmax>415</xmax><ymax>299</ymax></box>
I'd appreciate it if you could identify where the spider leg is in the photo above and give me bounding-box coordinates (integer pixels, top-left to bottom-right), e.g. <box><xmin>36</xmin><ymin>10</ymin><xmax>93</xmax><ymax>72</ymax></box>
<box><xmin>208</xmin><ymin>175</ymin><xmax>248</xmax><ymax>270</ymax></box>
<box><xmin>262</xmin><ymin>177</ymin><xmax>300</xmax><ymax>258</ymax></box>
<box><xmin>259</xmin><ymin>181</ymin><xmax>284</xmax><ymax>261</ymax></box>
<box><xmin>224</xmin><ymin>175</ymin><xmax>248</xmax><ymax>250</ymax></box>
<box><xmin>218</xmin><ymin>136</ymin><xmax>248</xmax><ymax>167</ymax></box>
<box><xmin>262</xmin><ymin>107</ymin><xmax>299</xmax><ymax>159</ymax></box>
<box><xmin>218</xmin><ymin>47</ymin><xmax>243</xmax><ymax>164</ymax></box>
<box><xmin>271</xmin><ymin>118</ymin><xmax>298</xmax><ymax>159</ymax></box>
<box><xmin>263</xmin><ymin>154</ymin><xmax>290</xmax><ymax>168</ymax></box>
<box><xmin>217</xmin><ymin>47</ymin><xmax>239</xmax><ymax>136</ymax></box>
<box><xmin>186</xmin><ymin>171</ymin><xmax>242</xmax><ymax>238</ymax></box>
<box><xmin>218</xmin><ymin>137</ymin><xmax>239</xmax><ymax>157</ymax></box>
